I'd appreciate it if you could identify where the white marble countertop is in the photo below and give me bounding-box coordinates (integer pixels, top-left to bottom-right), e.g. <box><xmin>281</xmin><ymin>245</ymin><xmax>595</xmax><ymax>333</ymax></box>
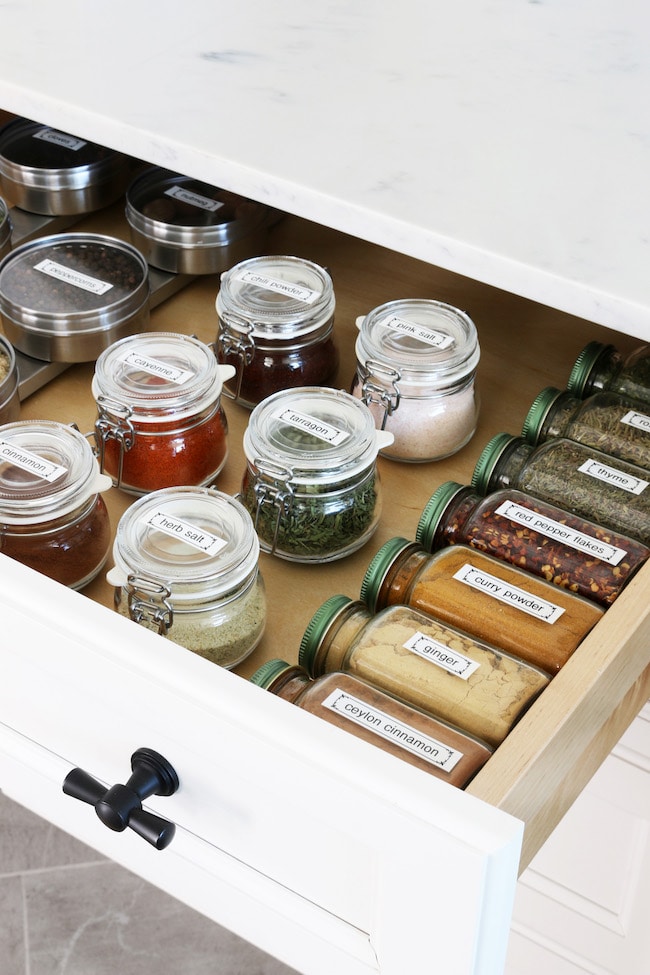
<box><xmin>0</xmin><ymin>1</ymin><xmax>649</xmax><ymax>339</ymax></box>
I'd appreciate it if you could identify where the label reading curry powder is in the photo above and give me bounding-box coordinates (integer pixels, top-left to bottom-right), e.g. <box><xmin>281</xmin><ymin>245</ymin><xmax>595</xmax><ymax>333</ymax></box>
<box><xmin>402</xmin><ymin>631</ymin><xmax>480</xmax><ymax>679</ymax></box>
<box><xmin>453</xmin><ymin>563</ymin><xmax>565</xmax><ymax>623</ymax></box>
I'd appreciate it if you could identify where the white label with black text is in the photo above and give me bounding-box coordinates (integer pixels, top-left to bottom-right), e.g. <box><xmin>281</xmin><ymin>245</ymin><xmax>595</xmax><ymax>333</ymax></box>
<box><xmin>403</xmin><ymin>631</ymin><xmax>480</xmax><ymax>679</ymax></box>
<box><xmin>34</xmin><ymin>128</ymin><xmax>86</xmax><ymax>151</ymax></box>
<box><xmin>453</xmin><ymin>562</ymin><xmax>565</xmax><ymax>622</ymax></box>
<box><xmin>146</xmin><ymin>510</ymin><xmax>227</xmax><ymax>557</ymax></box>
<box><xmin>164</xmin><ymin>184</ymin><xmax>224</xmax><ymax>213</ymax></box>
<box><xmin>621</xmin><ymin>409</ymin><xmax>650</xmax><ymax>433</ymax></box>
<box><xmin>278</xmin><ymin>408</ymin><xmax>349</xmax><ymax>446</ymax></box>
<box><xmin>578</xmin><ymin>458</ymin><xmax>648</xmax><ymax>495</ymax></box>
<box><xmin>385</xmin><ymin>315</ymin><xmax>454</xmax><ymax>350</ymax></box>
<box><xmin>0</xmin><ymin>440</ymin><xmax>67</xmax><ymax>482</ymax></box>
<box><xmin>236</xmin><ymin>269</ymin><xmax>320</xmax><ymax>304</ymax></box>
<box><xmin>35</xmin><ymin>259</ymin><xmax>113</xmax><ymax>295</ymax></box>
<box><xmin>123</xmin><ymin>351</ymin><xmax>193</xmax><ymax>386</ymax></box>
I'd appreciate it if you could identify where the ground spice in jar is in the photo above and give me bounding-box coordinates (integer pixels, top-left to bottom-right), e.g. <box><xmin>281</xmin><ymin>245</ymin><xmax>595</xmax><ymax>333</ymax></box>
<box><xmin>251</xmin><ymin>659</ymin><xmax>493</xmax><ymax>786</ymax></box>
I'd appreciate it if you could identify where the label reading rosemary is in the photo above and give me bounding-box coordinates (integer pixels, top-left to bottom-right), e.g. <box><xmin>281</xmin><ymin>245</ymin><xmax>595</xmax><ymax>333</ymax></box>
<box><xmin>146</xmin><ymin>510</ymin><xmax>228</xmax><ymax>557</ymax></box>
<box><xmin>123</xmin><ymin>351</ymin><xmax>194</xmax><ymax>386</ymax></box>
<box><xmin>453</xmin><ymin>563</ymin><xmax>565</xmax><ymax>623</ymax></box>
<box><xmin>237</xmin><ymin>269</ymin><xmax>320</xmax><ymax>305</ymax></box>
<box><xmin>578</xmin><ymin>458</ymin><xmax>648</xmax><ymax>495</ymax></box>
<box><xmin>403</xmin><ymin>631</ymin><xmax>480</xmax><ymax>679</ymax></box>
<box><xmin>321</xmin><ymin>688</ymin><xmax>463</xmax><ymax>771</ymax></box>
<box><xmin>278</xmin><ymin>408</ymin><xmax>350</xmax><ymax>446</ymax></box>
<box><xmin>35</xmin><ymin>259</ymin><xmax>113</xmax><ymax>295</ymax></box>
<box><xmin>621</xmin><ymin>409</ymin><xmax>650</xmax><ymax>433</ymax></box>
<box><xmin>0</xmin><ymin>440</ymin><xmax>67</xmax><ymax>482</ymax></box>
<box><xmin>385</xmin><ymin>315</ymin><xmax>455</xmax><ymax>350</ymax></box>
<box><xmin>164</xmin><ymin>184</ymin><xmax>224</xmax><ymax>213</ymax></box>
<box><xmin>494</xmin><ymin>499</ymin><xmax>628</xmax><ymax>566</ymax></box>
<box><xmin>34</xmin><ymin>128</ymin><xmax>86</xmax><ymax>151</ymax></box>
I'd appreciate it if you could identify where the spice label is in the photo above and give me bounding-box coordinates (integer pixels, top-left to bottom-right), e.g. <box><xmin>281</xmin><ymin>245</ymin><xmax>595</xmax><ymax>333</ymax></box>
<box><xmin>0</xmin><ymin>440</ymin><xmax>67</xmax><ymax>483</ymax></box>
<box><xmin>34</xmin><ymin>128</ymin><xmax>86</xmax><ymax>151</ymax></box>
<box><xmin>578</xmin><ymin>458</ymin><xmax>648</xmax><ymax>495</ymax></box>
<box><xmin>35</xmin><ymin>259</ymin><xmax>113</xmax><ymax>296</ymax></box>
<box><xmin>621</xmin><ymin>409</ymin><xmax>650</xmax><ymax>433</ymax></box>
<box><xmin>453</xmin><ymin>562</ymin><xmax>566</xmax><ymax>623</ymax></box>
<box><xmin>236</xmin><ymin>269</ymin><xmax>320</xmax><ymax>305</ymax></box>
<box><xmin>146</xmin><ymin>510</ymin><xmax>228</xmax><ymax>557</ymax></box>
<box><xmin>402</xmin><ymin>631</ymin><xmax>480</xmax><ymax>679</ymax></box>
<box><xmin>384</xmin><ymin>315</ymin><xmax>455</xmax><ymax>350</ymax></box>
<box><xmin>321</xmin><ymin>688</ymin><xmax>463</xmax><ymax>771</ymax></box>
<box><xmin>277</xmin><ymin>408</ymin><xmax>350</xmax><ymax>446</ymax></box>
<box><xmin>123</xmin><ymin>351</ymin><xmax>194</xmax><ymax>386</ymax></box>
<box><xmin>164</xmin><ymin>185</ymin><xmax>224</xmax><ymax>213</ymax></box>
<box><xmin>494</xmin><ymin>499</ymin><xmax>629</xmax><ymax>566</ymax></box>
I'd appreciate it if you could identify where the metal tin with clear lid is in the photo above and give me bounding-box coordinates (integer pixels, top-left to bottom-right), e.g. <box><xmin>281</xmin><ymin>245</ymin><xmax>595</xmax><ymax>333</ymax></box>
<box><xmin>106</xmin><ymin>486</ymin><xmax>266</xmax><ymax>668</ymax></box>
<box><xmin>215</xmin><ymin>255</ymin><xmax>339</xmax><ymax>408</ymax></box>
<box><xmin>92</xmin><ymin>331</ymin><xmax>235</xmax><ymax>495</ymax></box>
<box><xmin>239</xmin><ymin>386</ymin><xmax>393</xmax><ymax>562</ymax></box>
<box><xmin>0</xmin><ymin>196</ymin><xmax>11</xmax><ymax>259</ymax></box>
<box><xmin>0</xmin><ymin>419</ymin><xmax>112</xmax><ymax>589</ymax></box>
<box><xmin>0</xmin><ymin>334</ymin><xmax>20</xmax><ymax>425</ymax></box>
<box><xmin>351</xmin><ymin>298</ymin><xmax>480</xmax><ymax>462</ymax></box>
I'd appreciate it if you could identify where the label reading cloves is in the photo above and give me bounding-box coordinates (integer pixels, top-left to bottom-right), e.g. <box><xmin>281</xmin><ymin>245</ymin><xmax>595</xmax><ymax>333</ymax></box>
<box><xmin>236</xmin><ymin>269</ymin><xmax>320</xmax><ymax>305</ymax></box>
<box><xmin>164</xmin><ymin>185</ymin><xmax>224</xmax><ymax>213</ymax></box>
<box><xmin>384</xmin><ymin>315</ymin><xmax>455</xmax><ymax>350</ymax></box>
<box><xmin>35</xmin><ymin>259</ymin><xmax>113</xmax><ymax>295</ymax></box>
<box><xmin>0</xmin><ymin>440</ymin><xmax>67</xmax><ymax>482</ymax></box>
<box><xmin>146</xmin><ymin>510</ymin><xmax>228</xmax><ymax>557</ymax></box>
<box><xmin>403</xmin><ymin>631</ymin><xmax>481</xmax><ymax>679</ymax></box>
<box><xmin>577</xmin><ymin>458</ymin><xmax>648</xmax><ymax>495</ymax></box>
<box><xmin>34</xmin><ymin>129</ymin><xmax>86</xmax><ymax>151</ymax></box>
<box><xmin>321</xmin><ymin>688</ymin><xmax>463</xmax><ymax>771</ymax></box>
<box><xmin>453</xmin><ymin>563</ymin><xmax>565</xmax><ymax>623</ymax></box>
<box><xmin>123</xmin><ymin>351</ymin><xmax>194</xmax><ymax>386</ymax></box>
<box><xmin>621</xmin><ymin>409</ymin><xmax>650</xmax><ymax>433</ymax></box>
<box><xmin>278</xmin><ymin>408</ymin><xmax>350</xmax><ymax>446</ymax></box>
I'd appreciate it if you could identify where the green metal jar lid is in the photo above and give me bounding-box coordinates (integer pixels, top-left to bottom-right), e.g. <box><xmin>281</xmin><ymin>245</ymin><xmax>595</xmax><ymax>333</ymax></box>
<box><xmin>359</xmin><ymin>536</ymin><xmax>417</xmax><ymax>611</ymax></box>
<box><xmin>249</xmin><ymin>658</ymin><xmax>296</xmax><ymax>689</ymax></box>
<box><xmin>567</xmin><ymin>341</ymin><xmax>610</xmax><ymax>397</ymax></box>
<box><xmin>471</xmin><ymin>433</ymin><xmax>518</xmax><ymax>494</ymax></box>
<box><xmin>521</xmin><ymin>387</ymin><xmax>564</xmax><ymax>444</ymax></box>
<box><xmin>298</xmin><ymin>594</ymin><xmax>352</xmax><ymax>674</ymax></box>
<box><xmin>415</xmin><ymin>481</ymin><xmax>465</xmax><ymax>550</ymax></box>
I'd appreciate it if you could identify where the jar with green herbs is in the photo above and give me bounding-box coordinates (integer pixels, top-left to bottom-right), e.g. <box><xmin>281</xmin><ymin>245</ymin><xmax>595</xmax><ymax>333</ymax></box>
<box><xmin>251</xmin><ymin>657</ymin><xmax>493</xmax><ymax>787</ymax></box>
<box><xmin>417</xmin><ymin>480</ymin><xmax>649</xmax><ymax>607</ymax></box>
<box><xmin>238</xmin><ymin>386</ymin><xmax>393</xmax><ymax>562</ymax></box>
<box><xmin>107</xmin><ymin>486</ymin><xmax>266</xmax><ymax>668</ymax></box>
<box><xmin>472</xmin><ymin>433</ymin><xmax>650</xmax><ymax>546</ymax></box>
<box><xmin>299</xmin><ymin>595</ymin><xmax>550</xmax><ymax>748</ymax></box>
<box><xmin>568</xmin><ymin>340</ymin><xmax>650</xmax><ymax>404</ymax></box>
<box><xmin>523</xmin><ymin>386</ymin><xmax>650</xmax><ymax>471</ymax></box>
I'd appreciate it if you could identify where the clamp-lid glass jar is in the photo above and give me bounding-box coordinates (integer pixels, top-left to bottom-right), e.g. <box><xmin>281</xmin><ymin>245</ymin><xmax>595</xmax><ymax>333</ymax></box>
<box><xmin>0</xmin><ymin>195</ymin><xmax>11</xmax><ymax>260</ymax></box>
<box><xmin>0</xmin><ymin>419</ymin><xmax>112</xmax><ymax>589</ymax></box>
<box><xmin>239</xmin><ymin>386</ymin><xmax>393</xmax><ymax>562</ymax></box>
<box><xmin>361</xmin><ymin>539</ymin><xmax>604</xmax><ymax>674</ymax></box>
<box><xmin>92</xmin><ymin>331</ymin><xmax>235</xmax><ymax>495</ymax></box>
<box><xmin>417</xmin><ymin>480</ymin><xmax>649</xmax><ymax>607</ymax></box>
<box><xmin>215</xmin><ymin>255</ymin><xmax>339</xmax><ymax>408</ymax></box>
<box><xmin>568</xmin><ymin>340</ymin><xmax>650</xmax><ymax>404</ymax></box>
<box><xmin>299</xmin><ymin>596</ymin><xmax>549</xmax><ymax>748</ymax></box>
<box><xmin>251</xmin><ymin>657</ymin><xmax>493</xmax><ymax>786</ymax></box>
<box><xmin>106</xmin><ymin>486</ymin><xmax>266</xmax><ymax>668</ymax></box>
<box><xmin>350</xmin><ymin>298</ymin><xmax>480</xmax><ymax>462</ymax></box>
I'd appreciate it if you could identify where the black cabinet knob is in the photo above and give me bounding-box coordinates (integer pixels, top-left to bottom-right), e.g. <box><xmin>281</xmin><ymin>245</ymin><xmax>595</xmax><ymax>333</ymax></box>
<box><xmin>63</xmin><ymin>747</ymin><xmax>179</xmax><ymax>850</ymax></box>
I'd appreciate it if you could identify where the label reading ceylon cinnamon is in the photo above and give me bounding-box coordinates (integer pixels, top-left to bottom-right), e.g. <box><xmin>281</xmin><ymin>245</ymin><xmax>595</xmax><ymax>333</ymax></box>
<box><xmin>453</xmin><ymin>563</ymin><xmax>565</xmax><ymax>623</ymax></box>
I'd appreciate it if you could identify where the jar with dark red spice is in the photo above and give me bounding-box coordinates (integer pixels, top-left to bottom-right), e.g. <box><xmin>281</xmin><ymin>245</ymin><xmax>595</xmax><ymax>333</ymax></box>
<box><xmin>215</xmin><ymin>255</ymin><xmax>339</xmax><ymax>408</ymax></box>
<box><xmin>0</xmin><ymin>419</ymin><xmax>112</xmax><ymax>589</ymax></box>
<box><xmin>92</xmin><ymin>332</ymin><xmax>235</xmax><ymax>495</ymax></box>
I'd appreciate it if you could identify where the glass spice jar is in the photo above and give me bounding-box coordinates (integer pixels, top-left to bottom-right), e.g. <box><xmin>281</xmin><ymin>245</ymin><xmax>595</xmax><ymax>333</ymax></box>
<box><xmin>215</xmin><ymin>254</ymin><xmax>339</xmax><ymax>408</ymax></box>
<box><xmin>568</xmin><ymin>340</ymin><xmax>650</xmax><ymax>405</ymax></box>
<box><xmin>92</xmin><ymin>332</ymin><xmax>235</xmax><ymax>495</ymax></box>
<box><xmin>472</xmin><ymin>432</ymin><xmax>650</xmax><ymax>547</ymax></box>
<box><xmin>106</xmin><ymin>486</ymin><xmax>266</xmax><ymax>668</ymax></box>
<box><xmin>0</xmin><ymin>334</ymin><xmax>20</xmax><ymax>425</ymax></box>
<box><xmin>0</xmin><ymin>195</ymin><xmax>11</xmax><ymax>260</ymax></box>
<box><xmin>350</xmin><ymin>298</ymin><xmax>480</xmax><ymax>462</ymax></box>
<box><xmin>250</xmin><ymin>657</ymin><xmax>493</xmax><ymax>787</ymax></box>
<box><xmin>298</xmin><ymin>595</ymin><xmax>549</xmax><ymax>748</ymax></box>
<box><xmin>523</xmin><ymin>386</ymin><xmax>650</xmax><ymax>472</ymax></box>
<box><xmin>0</xmin><ymin>419</ymin><xmax>112</xmax><ymax>589</ymax></box>
<box><xmin>361</xmin><ymin>539</ymin><xmax>604</xmax><ymax>674</ymax></box>
<box><xmin>417</xmin><ymin>480</ymin><xmax>649</xmax><ymax>607</ymax></box>
<box><xmin>238</xmin><ymin>386</ymin><xmax>393</xmax><ymax>562</ymax></box>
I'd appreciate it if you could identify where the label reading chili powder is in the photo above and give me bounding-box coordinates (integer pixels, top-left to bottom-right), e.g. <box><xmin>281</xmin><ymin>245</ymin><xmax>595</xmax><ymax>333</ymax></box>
<box><xmin>0</xmin><ymin>440</ymin><xmax>68</xmax><ymax>482</ymax></box>
<box><xmin>35</xmin><ymin>259</ymin><xmax>113</xmax><ymax>295</ymax></box>
<box><xmin>278</xmin><ymin>408</ymin><xmax>350</xmax><ymax>446</ymax></box>
<box><xmin>577</xmin><ymin>458</ymin><xmax>648</xmax><ymax>495</ymax></box>
<box><xmin>321</xmin><ymin>688</ymin><xmax>463</xmax><ymax>771</ymax></box>
<box><xmin>402</xmin><ymin>631</ymin><xmax>481</xmax><ymax>679</ymax></box>
<box><xmin>123</xmin><ymin>351</ymin><xmax>194</xmax><ymax>385</ymax></box>
<box><xmin>385</xmin><ymin>315</ymin><xmax>455</xmax><ymax>350</ymax></box>
<box><xmin>146</xmin><ymin>510</ymin><xmax>228</xmax><ymax>557</ymax></box>
<box><xmin>164</xmin><ymin>185</ymin><xmax>224</xmax><ymax>213</ymax></box>
<box><xmin>453</xmin><ymin>563</ymin><xmax>566</xmax><ymax>623</ymax></box>
<box><xmin>237</xmin><ymin>269</ymin><xmax>320</xmax><ymax>305</ymax></box>
<box><xmin>621</xmin><ymin>409</ymin><xmax>650</xmax><ymax>433</ymax></box>
<box><xmin>494</xmin><ymin>499</ymin><xmax>628</xmax><ymax>566</ymax></box>
<box><xmin>34</xmin><ymin>129</ymin><xmax>86</xmax><ymax>151</ymax></box>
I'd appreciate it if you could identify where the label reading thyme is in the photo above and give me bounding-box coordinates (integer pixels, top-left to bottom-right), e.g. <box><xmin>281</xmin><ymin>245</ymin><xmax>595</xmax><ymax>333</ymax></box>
<box><xmin>237</xmin><ymin>269</ymin><xmax>320</xmax><ymax>304</ymax></box>
<box><xmin>124</xmin><ymin>351</ymin><xmax>194</xmax><ymax>386</ymax></box>
<box><xmin>146</xmin><ymin>510</ymin><xmax>228</xmax><ymax>557</ymax></box>
<box><xmin>453</xmin><ymin>563</ymin><xmax>565</xmax><ymax>623</ymax></box>
<box><xmin>321</xmin><ymin>688</ymin><xmax>463</xmax><ymax>771</ymax></box>
<box><xmin>35</xmin><ymin>258</ymin><xmax>113</xmax><ymax>295</ymax></box>
<box><xmin>0</xmin><ymin>440</ymin><xmax>67</xmax><ymax>482</ymax></box>
<box><xmin>277</xmin><ymin>408</ymin><xmax>350</xmax><ymax>446</ymax></box>
<box><xmin>402</xmin><ymin>631</ymin><xmax>480</xmax><ymax>680</ymax></box>
<box><xmin>385</xmin><ymin>315</ymin><xmax>455</xmax><ymax>350</ymax></box>
<box><xmin>164</xmin><ymin>185</ymin><xmax>224</xmax><ymax>213</ymax></box>
<box><xmin>621</xmin><ymin>409</ymin><xmax>650</xmax><ymax>433</ymax></box>
<box><xmin>578</xmin><ymin>458</ymin><xmax>648</xmax><ymax>495</ymax></box>
<box><xmin>494</xmin><ymin>499</ymin><xmax>628</xmax><ymax>566</ymax></box>
<box><xmin>34</xmin><ymin>129</ymin><xmax>86</xmax><ymax>151</ymax></box>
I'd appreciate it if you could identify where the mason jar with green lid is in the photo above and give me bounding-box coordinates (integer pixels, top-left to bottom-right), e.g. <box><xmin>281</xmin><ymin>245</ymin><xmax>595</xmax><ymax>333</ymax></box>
<box><xmin>250</xmin><ymin>657</ymin><xmax>492</xmax><ymax>787</ymax></box>
<box><xmin>568</xmin><ymin>340</ymin><xmax>650</xmax><ymax>404</ymax></box>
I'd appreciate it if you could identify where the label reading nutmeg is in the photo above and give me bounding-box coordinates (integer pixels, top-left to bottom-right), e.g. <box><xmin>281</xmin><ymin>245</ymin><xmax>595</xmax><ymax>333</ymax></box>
<box><xmin>164</xmin><ymin>184</ymin><xmax>224</xmax><ymax>213</ymax></box>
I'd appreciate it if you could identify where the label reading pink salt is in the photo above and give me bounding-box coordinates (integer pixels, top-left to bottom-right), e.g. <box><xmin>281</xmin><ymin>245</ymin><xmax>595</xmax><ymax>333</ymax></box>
<box><xmin>384</xmin><ymin>315</ymin><xmax>455</xmax><ymax>350</ymax></box>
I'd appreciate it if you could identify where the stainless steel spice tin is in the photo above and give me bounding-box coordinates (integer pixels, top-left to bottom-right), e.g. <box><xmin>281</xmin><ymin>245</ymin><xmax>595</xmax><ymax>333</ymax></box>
<box><xmin>125</xmin><ymin>167</ymin><xmax>272</xmax><ymax>275</ymax></box>
<box><xmin>0</xmin><ymin>117</ymin><xmax>130</xmax><ymax>216</ymax></box>
<box><xmin>0</xmin><ymin>196</ymin><xmax>11</xmax><ymax>259</ymax></box>
<box><xmin>0</xmin><ymin>233</ymin><xmax>150</xmax><ymax>362</ymax></box>
<box><xmin>0</xmin><ymin>334</ymin><xmax>20</xmax><ymax>425</ymax></box>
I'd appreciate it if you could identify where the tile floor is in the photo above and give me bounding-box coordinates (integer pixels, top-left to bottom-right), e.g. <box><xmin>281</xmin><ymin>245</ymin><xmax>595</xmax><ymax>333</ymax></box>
<box><xmin>0</xmin><ymin>792</ymin><xmax>297</xmax><ymax>975</ymax></box>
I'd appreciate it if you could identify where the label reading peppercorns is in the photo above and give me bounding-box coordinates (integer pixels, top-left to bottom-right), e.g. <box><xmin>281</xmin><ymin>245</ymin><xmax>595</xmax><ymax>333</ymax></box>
<box><xmin>577</xmin><ymin>458</ymin><xmax>648</xmax><ymax>495</ymax></box>
<box><xmin>236</xmin><ymin>269</ymin><xmax>320</xmax><ymax>305</ymax></box>
<box><xmin>402</xmin><ymin>631</ymin><xmax>481</xmax><ymax>679</ymax></box>
<box><xmin>453</xmin><ymin>563</ymin><xmax>566</xmax><ymax>622</ymax></box>
<box><xmin>0</xmin><ymin>440</ymin><xmax>67</xmax><ymax>482</ymax></box>
<box><xmin>146</xmin><ymin>510</ymin><xmax>228</xmax><ymax>557</ymax></box>
<box><xmin>35</xmin><ymin>259</ymin><xmax>113</xmax><ymax>296</ymax></box>
<box><xmin>164</xmin><ymin>185</ymin><xmax>224</xmax><ymax>213</ymax></box>
<box><xmin>278</xmin><ymin>408</ymin><xmax>350</xmax><ymax>446</ymax></box>
<box><xmin>33</xmin><ymin>129</ymin><xmax>86</xmax><ymax>151</ymax></box>
<box><xmin>123</xmin><ymin>351</ymin><xmax>194</xmax><ymax>386</ymax></box>
<box><xmin>384</xmin><ymin>315</ymin><xmax>455</xmax><ymax>350</ymax></box>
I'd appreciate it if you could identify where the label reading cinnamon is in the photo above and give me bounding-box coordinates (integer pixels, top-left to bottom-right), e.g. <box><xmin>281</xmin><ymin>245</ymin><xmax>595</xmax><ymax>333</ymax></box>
<box><xmin>236</xmin><ymin>269</ymin><xmax>320</xmax><ymax>304</ymax></box>
<box><xmin>384</xmin><ymin>315</ymin><xmax>454</xmax><ymax>350</ymax></box>
<box><xmin>146</xmin><ymin>510</ymin><xmax>227</xmax><ymax>557</ymax></box>
<box><xmin>403</xmin><ymin>631</ymin><xmax>480</xmax><ymax>679</ymax></box>
<box><xmin>164</xmin><ymin>185</ymin><xmax>224</xmax><ymax>213</ymax></box>
<box><xmin>35</xmin><ymin>259</ymin><xmax>113</xmax><ymax>295</ymax></box>
<box><xmin>578</xmin><ymin>458</ymin><xmax>648</xmax><ymax>495</ymax></box>
<box><xmin>453</xmin><ymin>563</ymin><xmax>565</xmax><ymax>623</ymax></box>
<box><xmin>0</xmin><ymin>440</ymin><xmax>67</xmax><ymax>482</ymax></box>
<box><xmin>34</xmin><ymin>129</ymin><xmax>86</xmax><ymax>151</ymax></box>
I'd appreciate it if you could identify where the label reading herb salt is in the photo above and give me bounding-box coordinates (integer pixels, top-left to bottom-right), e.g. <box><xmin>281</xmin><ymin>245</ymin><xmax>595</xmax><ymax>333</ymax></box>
<box><xmin>34</xmin><ymin>129</ymin><xmax>86</xmax><ymax>151</ymax></box>
<box><xmin>578</xmin><ymin>458</ymin><xmax>648</xmax><ymax>495</ymax></box>
<box><xmin>35</xmin><ymin>259</ymin><xmax>113</xmax><ymax>296</ymax></box>
<box><xmin>495</xmin><ymin>499</ymin><xmax>628</xmax><ymax>566</ymax></box>
<box><xmin>403</xmin><ymin>631</ymin><xmax>481</xmax><ymax>679</ymax></box>
<box><xmin>621</xmin><ymin>409</ymin><xmax>650</xmax><ymax>433</ymax></box>
<box><xmin>124</xmin><ymin>351</ymin><xmax>194</xmax><ymax>386</ymax></box>
<box><xmin>278</xmin><ymin>408</ymin><xmax>350</xmax><ymax>446</ymax></box>
<box><xmin>321</xmin><ymin>688</ymin><xmax>463</xmax><ymax>771</ymax></box>
<box><xmin>237</xmin><ymin>269</ymin><xmax>320</xmax><ymax>305</ymax></box>
<box><xmin>453</xmin><ymin>563</ymin><xmax>565</xmax><ymax>623</ymax></box>
<box><xmin>164</xmin><ymin>184</ymin><xmax>224</xmax><ymax>213</ymax></box>
<box><xmin>146</xmin><ymin>510</ymin><xmax>228</xmax><ymax>557</ymax></box>
<box><xmin>385</xmin><ymin>315</ymin><xmax>455</xmax><ymax>350</ymax></box>
<box><xmin>0</xmin><ymin>440</ymin><xmax>67</xmax><ymax>482</ymax></box>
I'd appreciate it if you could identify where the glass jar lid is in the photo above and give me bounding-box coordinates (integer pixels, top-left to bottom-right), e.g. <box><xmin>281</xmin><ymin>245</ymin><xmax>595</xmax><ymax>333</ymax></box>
<box><xmin>243</xmin><ymin>386</ymin><xmax>393</xmax><ymax>484</ymax></box>
<box><xmin>216</xmin><ymin>255</ymin><xmax>335</xmax><ymax>340</ymax></box>
<box><xmin>92</xmin><ymin>332</ymin><xmax>236</xmax><ymax>422</ymax></box>
<box><xmin>355</xmin><ymin>298</ymin><xmax>480</xmax><ymax>388</ymax></box>
<box><xmin>107</xmin><ymin>486</ymin><xmax>260</xmax><ymax>603</ymax></box>
<box><xmin>0</xmin><ymin>419</ymin><xmax>111</xmax><ymax>523</ymax></box>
